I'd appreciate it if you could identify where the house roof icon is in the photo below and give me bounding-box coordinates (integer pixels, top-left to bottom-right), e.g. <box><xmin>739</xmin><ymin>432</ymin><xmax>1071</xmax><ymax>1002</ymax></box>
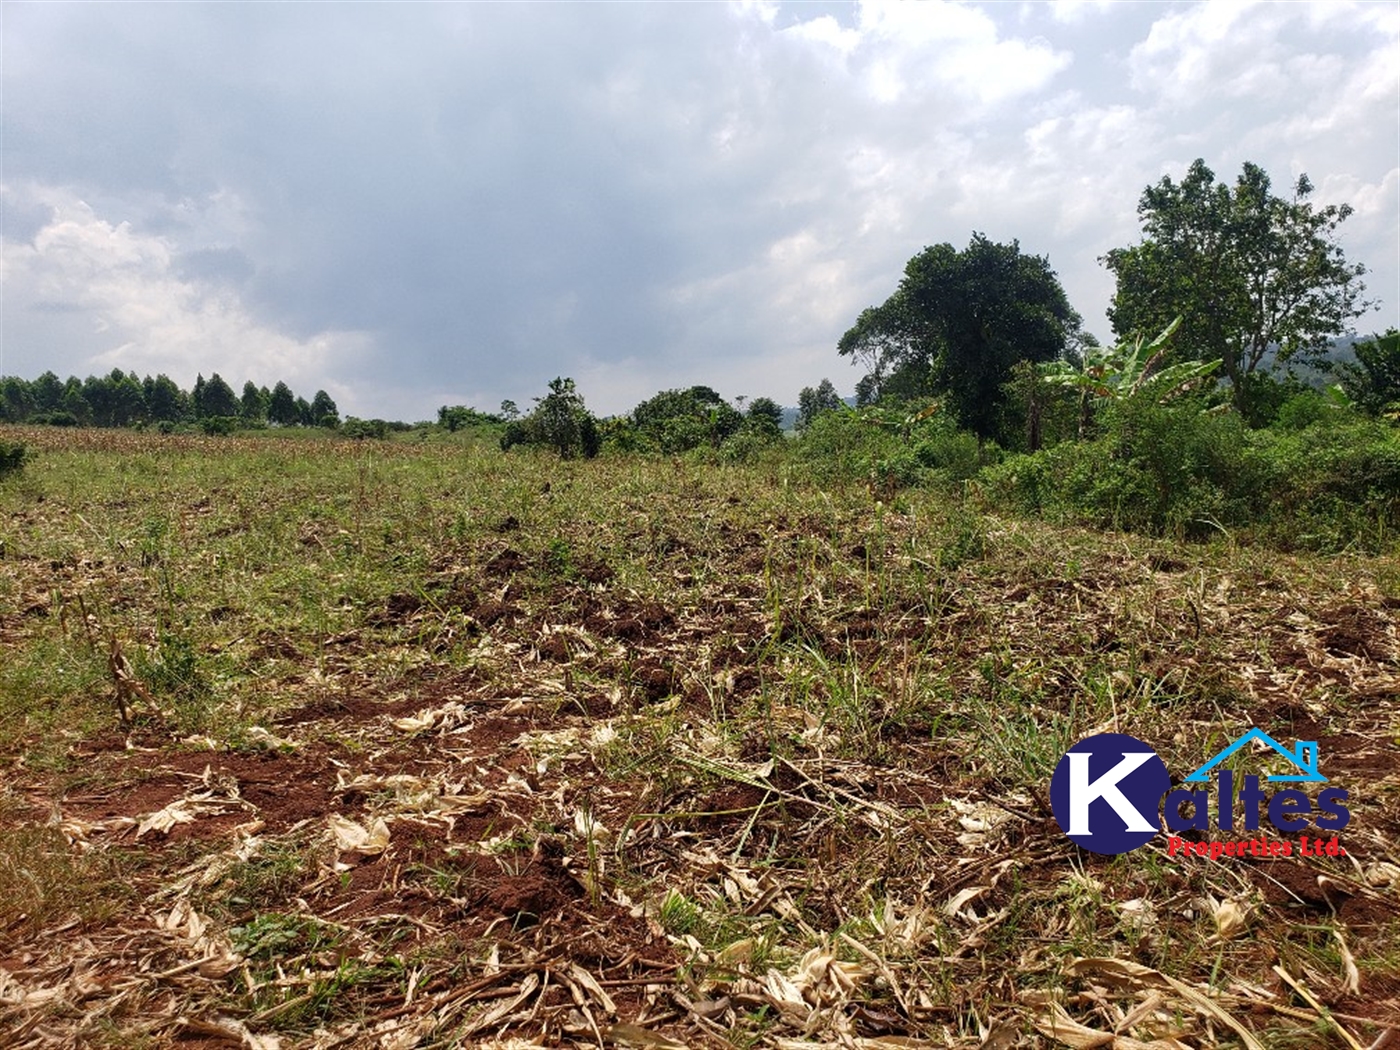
<box><xmin>1182</xmin><ymin>728</ymin><xmax>1327</xmax><ymax>783</ymax></box>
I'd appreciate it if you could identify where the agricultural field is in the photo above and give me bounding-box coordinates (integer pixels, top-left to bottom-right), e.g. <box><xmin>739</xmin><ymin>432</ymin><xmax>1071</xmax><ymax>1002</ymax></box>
<box><xmin>0</xmin><ymin>424</ymin><xmax>1396</xmax><ymax>1048</ymax></box>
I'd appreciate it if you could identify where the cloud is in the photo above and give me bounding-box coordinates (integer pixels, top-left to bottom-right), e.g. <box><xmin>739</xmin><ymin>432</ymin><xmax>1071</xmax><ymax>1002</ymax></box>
<box><xmin>1046</xmin><ymin>0</ymin><xmax>1116</xmax><ymax>25</ymax></box>
<box><xmin>1</xmin><ymin>185</ymin><xmax>371</xmax><ymax>408</ymax></box>
<box><xmin>2</xmin><ymin>1</ymin><xmax>1395</xmax><ymax>417</ymax></box>
<box><xmin>783</xmin><ymin>0</ymin><xmax>1071</xmax><ymax>107</ymax></box>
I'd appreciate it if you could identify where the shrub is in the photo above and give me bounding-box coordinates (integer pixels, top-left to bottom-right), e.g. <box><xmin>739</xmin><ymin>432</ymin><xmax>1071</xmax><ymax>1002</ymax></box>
<box><xmin>199</xmin><ymin>415</ymin><xmax>241</xmax><ymax>436</ymax></box>
<box><xmin>500</xmin><ymin>378</ymin><xmax>600</xmax><ymax>459</ymax></box>
<box><xmin>597</xmin><ymin>417</ymin><xmax>652</xmax><ymax>454</ymax></box>
<box><xmin>790</xmin><ymin>408</ymin><xmax>901</xmax><ymax>484</ymax></box>
<box><xmin>31</xmin><ymin>411</ymin><xmax>79</xmax><ymax>427</ymax></box>
<box><xmin>0</xmin><ymin>440</ymin><xmax>27</xmax><ymax>479</ymax></box>
<box><xmin>1335</xmin><ymin>329</ymin><xmax>1400</xmax><ymax>417</ymax></box>
<box><xmin>719</xmin><ymin>423</ymin><xmax>783</xmax><ymax>464</ymax></box>
<box><xmin>438</xmin><ymin>405</ymin><xmax>501</xmax><ymax>432</ymax></box>
<box><xmin>1272</xmin><ymin>389</ymin><xmax>1341</xmax><ymax>431</ymax></box>
<box><xmin>910</xmin><ymin>413</ymin><xmax>986</xmax><ymax>482</ymax></box>
<box><xmin>981</xmin><ymin>402</ymin><xmax>1399</xmax><ymax>551</ymax></box>
<box><xmin>341</xmin><ymin>417</ymin><xmax>389</xmax><ymax>440</ymax></box>
<box><xmin>631</xmin><ymin>386</ymin><xmax>744</xmax><ymax>453</ymax></box>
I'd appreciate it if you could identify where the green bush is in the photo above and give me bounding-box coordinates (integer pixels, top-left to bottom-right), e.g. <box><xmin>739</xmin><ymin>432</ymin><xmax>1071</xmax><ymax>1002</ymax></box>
<box><xmin>31</xmin><ymin>411</ymin><xmax>79</xmax><ymax>427</ymax></box>
<box><xmin>719</xmin><ymin>423</ymin><xmax>784</xmax><ymax>464</ymax></box>
<box><xmin>790</xmin><ymin>408</ymin><xmax>901</xmax><ymax>483</ymax></box>
<box><xmin>199</xmin><ymin>415</ymin><xmax>242</xmax><ymax>436</ymax></box>
<box><xmin>792</xmin><ymin>403</ymin><xmax>995</xmax><ymax>492</ymax></box>
<box><xmin>910</xmin><ymin>413</ymin><xmax>986</xmax><ymax>482</ymax></box>
<box><xmin>341</xmin><ymin>417</ymin><xmax>389</xmax><ymax>440</ymax></box>
<box><xmin>981</xmin><ymin>402</ymin><xmax>1399</xmax><ymax>551</ymax></box>
<box><xmin>630</xmin><ymin>386</ymin><xmax>744</xmax><ymax>453</ymax></box>
<box><xmin>500</xmin><ymin>378</ymin><xmax>601</xmax><ymax>459</ymax></box>
<box><xmin>0</xmin><ymin>440</ymin><xmax>27</xmax><ymax>479</ymax></box>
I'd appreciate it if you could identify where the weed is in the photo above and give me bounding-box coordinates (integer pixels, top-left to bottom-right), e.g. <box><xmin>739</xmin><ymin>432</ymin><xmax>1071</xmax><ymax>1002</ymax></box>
<box><xmin>659</xmin><ymin>889</ymin><xmax>702</xmax><ymax>936</ymax></box>
<box><xmin>0</xmin><ymin>806</ymin><xmax>133</xmax><ymax>933</ymax></box>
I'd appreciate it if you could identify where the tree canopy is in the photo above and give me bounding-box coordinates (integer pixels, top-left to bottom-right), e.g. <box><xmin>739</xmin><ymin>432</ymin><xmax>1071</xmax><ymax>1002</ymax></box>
<box><xmin>1103</xmin><ymin>159</ymin><xmax>1372</xmax><ymax>410</ymax></box>
<box><xmin>310</xmin><ymin>390</ymin><xmax>340</xmax><ymax>428</ymax></box>
<box><xmin>1336</xmin><ymin>329</ymin><xmax>1400</xmax><ymax>418</ymax></box>
<box><xmin>199</xmin><ymin>373</ymin><xmax>240</xmax><ymax>418</ymax></box>
<box><xmin>630</xmin><ymin>385</ymin><xmax>744</xmax><ymax>453</ymax></box>
<box><xmin>838</xmin><ymin>233</ymin><xmax>1079</xmax><ymax>442</ymax></box>
<box><xmin>0</xmin><ymin>368</ymin><xmax>357</xmax><ymax>433</ymax></box>
<box><xmin>796</xmin><ymin>379</ymin><xmax>843</xmax><ymax>431</ymax></box>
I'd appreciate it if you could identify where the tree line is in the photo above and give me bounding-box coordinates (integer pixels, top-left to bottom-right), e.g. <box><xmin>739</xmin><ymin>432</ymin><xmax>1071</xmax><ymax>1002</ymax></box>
<box><xmin>6</xmin><ymin>160</ymin><xmax>1390</xmax><ymax>448</ymax></box>
<box><xmin>0</xmin><ymin>370</ymin><xmax>341</xmax><ymax>433</ymax></box>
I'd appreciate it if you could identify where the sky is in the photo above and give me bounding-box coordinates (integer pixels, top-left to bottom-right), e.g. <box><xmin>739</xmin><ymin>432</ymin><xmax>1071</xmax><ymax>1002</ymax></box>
<box><xmin>2</xmin><ymin>1</ymin><xmax>1397</xmax><ymax>420</ymax></box>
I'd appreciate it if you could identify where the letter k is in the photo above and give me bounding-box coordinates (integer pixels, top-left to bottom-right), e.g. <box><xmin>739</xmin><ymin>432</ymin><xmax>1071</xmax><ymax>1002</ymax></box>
<box><xmin>1067</xmin><ymin>752</ymin><xmax>1157</xmax><ymax>836</ymax></box>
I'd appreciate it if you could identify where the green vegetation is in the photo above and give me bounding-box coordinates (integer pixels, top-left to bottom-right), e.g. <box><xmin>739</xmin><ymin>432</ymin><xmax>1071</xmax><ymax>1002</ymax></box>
<box><xmin>0</xmin><ymin>439</ymin><xmax>26</xmax><ymax>479</ymax></box>
<box><xmin>1336</xmin><ymin>328</ymin><xmax>1400</xmax><ymax>418</ymax></box>
<box><xmin>0</xmin><ymin>368</ymin><xmax>350</xmax><ymax>432</ymax></box>
<box><xmin>500</xmin><ymin>375</ymin><xmax>602</xmax><ymax>458</ymax></box>
<box><xmin>0</xmin><ymin>425</ymin><xmax>1394</xmax><ymax>1047</ymax></box>
<box><xmin>0</xmin><ymin>156</ymin><xmax>1395</xmax><ymax>1045</ymax></box>
<box><xmin>1103</xmin><ymin>160</ymin><xmax>1373</xmax><ymax>414</ymax></box>
<box><xmin>838</xmin><ymin>232</ymin><xmax>1084</xmax><ymax>439</ymax></box>
<box><xmin>2</xmin><ymin>162</ymin><xmax>1392</xmax><ymax>559</ymax></box>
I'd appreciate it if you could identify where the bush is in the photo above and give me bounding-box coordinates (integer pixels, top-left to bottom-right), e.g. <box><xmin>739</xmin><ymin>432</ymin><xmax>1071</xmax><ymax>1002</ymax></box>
<box><xmin>631</xmin><ymin>386</ymin><xmax>744</xmax><ymax>453</ymax></box>
<box><xmin>791</xmin><ymin>403</ymin><xmax>995</xmax><ymax>493</ymax></box>
<box><xmin>597</xmin><ymin>417</ymin><xmax>651</xmax><ymax>454</ymax></box>
<box><xmin>1272</xmin><ymin>389</ymin><xmax>1339</xmax><ymax>431</ymax></box>
<box><xmin>341</xmin><ymin>417</ymin><xmax>389</xmax><ymax>440</ymax></box>
<box><xmin>199</xmin><ymin>415</ymin><xmax>241</xmax><ymax>436</ymax></box>
<box><xmin>981</xmin><ymin>401</ymin><xmax>1399</xmax><ymax>551</ymax></box>
<box><xmin>0</xmin><ymin>440</ymin><xmax>27</xmax><ymax>479</ymax></box>
<box><xmin>438</xmin><ymin>405</ymin><xmax>501</xmax><ymax>432</ymax></box>
<box><xmin>790</xmin><ymin>408</ymin><xmax>901</xmax><ymax>484</ymax></box>
<box><xmin>31</xmin><ymin>411</ymin><xmax>79</xmax><ymax>427</ymax></box>
<box><xmin>909</xmin><ymin>413</ymin><xmax>986</xmax><ymax>482</ymax></box>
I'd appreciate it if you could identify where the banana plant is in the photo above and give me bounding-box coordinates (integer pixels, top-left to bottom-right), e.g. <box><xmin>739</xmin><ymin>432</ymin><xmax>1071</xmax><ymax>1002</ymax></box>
<box><xmin>860</xmin><ymin>400</ymin><xmax>941</xmax><ymax>440</ymax></box>
<box><xmin>1043</xmin><ymin>317</ymin><xmax>1219</xmax><ymax>404</ymax></box>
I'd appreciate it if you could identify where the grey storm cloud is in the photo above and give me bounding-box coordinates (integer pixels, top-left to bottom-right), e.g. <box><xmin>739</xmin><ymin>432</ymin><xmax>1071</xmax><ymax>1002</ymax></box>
<box><xmin>2</xmin><ymin>1</ymin><xmax>1396</xmax><ymax>419</ymax></box>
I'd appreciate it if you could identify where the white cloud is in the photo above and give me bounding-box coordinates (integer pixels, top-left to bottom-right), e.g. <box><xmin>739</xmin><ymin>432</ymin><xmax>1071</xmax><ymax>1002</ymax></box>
<box><xmin>1</xmin><ymin>2</ymin><xmax>1394</xmax><ymax>417</ymax></box>
<box><xmin>1</xmin><ymin>186</ymin><xmax>373</xmax><ymax>408</ymax></box>
<box><xmin>778</xmin><ymin>0</ymin><xmax>1072</xmax><ymax>109</ymax></box>
<box><xmin>1047</xmin><ymin>0</ymin><xmax>1115</xmax><ymax>25</ymax></box>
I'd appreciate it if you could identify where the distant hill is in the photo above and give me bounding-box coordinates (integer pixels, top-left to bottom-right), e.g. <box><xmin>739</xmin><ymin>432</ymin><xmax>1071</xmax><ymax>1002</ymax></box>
<box><xmin>1259</xmin><ymin>334</ymin><xmax>1369</xmax><ymax>389</ymax></box>
<box><xmin>779</xmin><ymin>396</ymin><xmax>858</xmax><ymax>432</ymax></box>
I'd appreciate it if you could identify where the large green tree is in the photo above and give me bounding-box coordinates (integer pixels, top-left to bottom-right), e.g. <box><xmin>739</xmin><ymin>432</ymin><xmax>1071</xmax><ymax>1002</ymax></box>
<box><xmin>33</xmin><ymin>371</ymin><xmax>64</xmax><ymax>412</ymax></box>
<box><xmin>796</xmin><ymin>378</ymin><xmax>843</xmax><ymax>430</ymax></box>
<box><xmin>240</xmin><ymin>381</ymin><xmax>269</xmax><ymax>422</ymax></box>
<box><xmin>144</xmin><ymin>374</ymin><xmax>187</xmax><ymax>421</ymax></box>
<box><xmin>1</xmin><ymin>377</ymin><xmax>35</xmax><ymax>421</ymax></box>
<box><xmin>268</xmin><ymin>381</ymin><xmax>299</xmax><ymax>426</ymax></box>
<box><xmin>838</xmin><ymin>233</ymin><xmax>1079</xmax><ymax>442</ymax></box>
<box><xmin>1103</xmin><ymin>159</ymin><xmax>1372</xmax><ymax>411</ymax></box>
<box><xmin>745</xmin><ymin>396</ymin><xmax>784</xmax><ymax>437</ymax></box>
<box><xmin>310</xmin><ymin>389</ymin><xmax>340</xmax><ymax>428</ymax></box>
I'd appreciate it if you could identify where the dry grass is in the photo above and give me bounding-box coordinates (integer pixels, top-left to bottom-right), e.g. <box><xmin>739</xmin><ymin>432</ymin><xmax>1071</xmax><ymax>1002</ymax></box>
<box><xmin>0</xmin><ymin>423</ymin><xmax>1396</xmax><ymax>1048</ymax></box>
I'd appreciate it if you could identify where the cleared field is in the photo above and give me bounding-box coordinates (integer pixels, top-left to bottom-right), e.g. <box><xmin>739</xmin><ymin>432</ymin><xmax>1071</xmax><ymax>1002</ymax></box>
<box><xmin>0</xmin><ymin>424</ymin><xmax>1396</xmax><ymax>1048</ymax></box>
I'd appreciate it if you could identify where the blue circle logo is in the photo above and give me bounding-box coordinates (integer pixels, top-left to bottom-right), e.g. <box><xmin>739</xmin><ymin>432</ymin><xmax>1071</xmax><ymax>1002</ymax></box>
<box><xmin>1050</xmin><ymin>733</ymin><xmax>1171</xmax><ymax>855</ymax></box>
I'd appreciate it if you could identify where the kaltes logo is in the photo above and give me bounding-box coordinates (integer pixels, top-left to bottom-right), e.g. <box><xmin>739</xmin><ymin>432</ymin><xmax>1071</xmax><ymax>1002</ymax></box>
<box><xmin>1050</xmin><ymin>729</ymin><xmax>1350</xmax><ymax>858</ymax></box>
